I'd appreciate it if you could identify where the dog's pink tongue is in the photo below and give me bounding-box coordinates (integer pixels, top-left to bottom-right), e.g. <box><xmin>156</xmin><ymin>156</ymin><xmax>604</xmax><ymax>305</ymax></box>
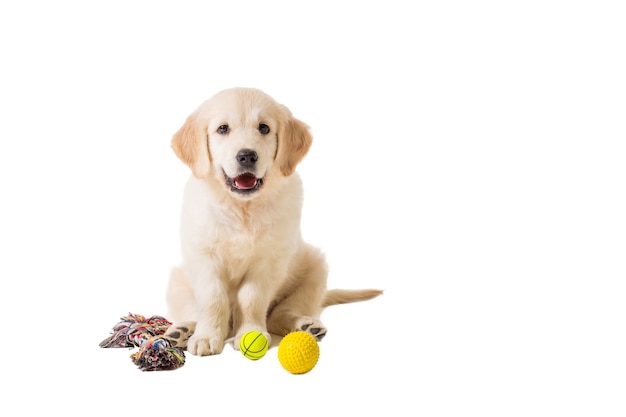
<box><xmin>234</xmin><ymin>173</ymin><xmax>257</xmax><ymax>189</ymax></box>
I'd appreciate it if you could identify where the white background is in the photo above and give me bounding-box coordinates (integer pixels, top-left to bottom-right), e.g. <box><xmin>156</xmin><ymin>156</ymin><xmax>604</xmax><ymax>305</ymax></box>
<box><xmin>0</xmin><ymin>1</ymin><xmax>624</xmax><ymax>415</ymax></box>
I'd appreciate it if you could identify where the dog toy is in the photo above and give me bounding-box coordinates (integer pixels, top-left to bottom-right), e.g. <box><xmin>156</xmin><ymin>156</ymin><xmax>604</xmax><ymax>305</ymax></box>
<box><xmin>239</xmin><ymin>331</ymin><xmax>269</xmax><ymax>360</ymax></box>
<box><xmin>277</xmin><ymin>331</ymin><xmax>320</xmax><ymax>374</ymax></box>
<box><xmin>99</xmin><ymin>313</ymin><xmax>185</xmax><ymax>371</ymax></box>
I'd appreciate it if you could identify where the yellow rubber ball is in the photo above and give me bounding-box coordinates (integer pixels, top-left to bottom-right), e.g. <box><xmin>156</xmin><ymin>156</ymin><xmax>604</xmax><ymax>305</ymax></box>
<box><xmin>277</xmin><ymin>331</ymin><xmax>320</xmax><ymax>374</ymax></box>
<box><xmin>239</xmin><ymin>331</ymin><xmax>268</xmax><ymax>360</ymax></box>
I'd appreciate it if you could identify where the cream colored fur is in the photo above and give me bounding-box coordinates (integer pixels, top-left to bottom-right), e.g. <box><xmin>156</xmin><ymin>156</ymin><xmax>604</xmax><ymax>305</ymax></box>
<box><xmin>166</xmin><ymin>87</ymin><xmax>382</xmax><ymax>356</ymax></box>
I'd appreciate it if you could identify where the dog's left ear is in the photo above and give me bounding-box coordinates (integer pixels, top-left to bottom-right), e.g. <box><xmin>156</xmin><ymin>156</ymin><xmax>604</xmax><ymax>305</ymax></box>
<box><xmin>276</xmin><ymin>109</ymin><xmax>313</xmax><ymax>176</ymax></box>
<box><xmin>171</xmin><ymin>109</ymin><xmax>211</xmax><ymax>178</ymax></box>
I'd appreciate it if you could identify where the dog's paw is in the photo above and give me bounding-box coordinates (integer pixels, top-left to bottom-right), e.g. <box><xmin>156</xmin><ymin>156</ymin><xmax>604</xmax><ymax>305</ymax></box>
<box><xmin>294</xmin><ymin>317</ymin><xmax>327</xmax><ymax>341</ymax></box>
<box><xmin>187</xmin><ymin>332</ymin><xmax>225</xmax><ymax>356</ymax></box>
<box><xmin>163</xmin><ymin>321</ymin><xmax>196</xmax><ymax>348</ymax></box>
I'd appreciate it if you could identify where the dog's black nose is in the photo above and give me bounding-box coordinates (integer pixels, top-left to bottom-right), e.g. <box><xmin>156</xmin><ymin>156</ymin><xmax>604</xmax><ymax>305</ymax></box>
<box><xmin>236</xmin><ymin>149</ymin><xmax>258</xmax><ymax>167</ymax></box>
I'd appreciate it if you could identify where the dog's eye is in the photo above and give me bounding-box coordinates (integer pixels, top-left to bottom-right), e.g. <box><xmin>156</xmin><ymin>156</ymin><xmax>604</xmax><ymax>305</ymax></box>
<box><xmin>258</xmin><ymin>123</ymin><xmax>270</xmax><ymax>135</ymax></box>
<box><xmin>217</xmin><ymin>124</ymin><xmax>230</xmax><ymax>135</ymax></box>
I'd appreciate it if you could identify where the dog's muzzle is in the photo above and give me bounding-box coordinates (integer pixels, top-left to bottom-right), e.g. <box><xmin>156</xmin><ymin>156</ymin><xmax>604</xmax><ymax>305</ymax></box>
<box><xmin>224</xmin><ymin>171</ymin><xmax>263</xmax><ymax>194</ymax></box>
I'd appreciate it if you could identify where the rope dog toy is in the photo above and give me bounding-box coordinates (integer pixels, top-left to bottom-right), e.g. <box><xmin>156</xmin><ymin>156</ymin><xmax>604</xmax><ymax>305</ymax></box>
<box><xmin>99</xmin><ymin>313</ymin><xmax>185</xmax><ymax>371</ymax></box>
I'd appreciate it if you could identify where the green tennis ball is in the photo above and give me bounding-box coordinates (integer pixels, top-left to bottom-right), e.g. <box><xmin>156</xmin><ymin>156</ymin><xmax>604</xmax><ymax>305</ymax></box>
<box><xmin>239</xmin><ymin>331</ymin><xmax>269</xmax><ymax>360</ymax></box>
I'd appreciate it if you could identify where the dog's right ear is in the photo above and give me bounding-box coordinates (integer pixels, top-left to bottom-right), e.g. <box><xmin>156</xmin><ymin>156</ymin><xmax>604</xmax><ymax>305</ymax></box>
<box><xmin>276</xmin><ymin>110</ymin><xmax>313</xmax><ymax>177</ymax></box>
<box><xmin>171</xmin><ymin>110</ymin><xmax>211</xmax><ymax>178</ymax></box>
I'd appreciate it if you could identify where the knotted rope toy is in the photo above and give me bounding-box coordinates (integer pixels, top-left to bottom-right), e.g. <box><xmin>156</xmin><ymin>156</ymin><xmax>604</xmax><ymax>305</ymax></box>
<box><xmin>99</xmin><ymin>313</ymin><xmax>185</xmax><ymax>371</ymax></box>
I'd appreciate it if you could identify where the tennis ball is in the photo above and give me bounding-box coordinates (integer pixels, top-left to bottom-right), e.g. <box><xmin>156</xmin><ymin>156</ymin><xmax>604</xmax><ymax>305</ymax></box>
<box><xmin>239</xmin><ymin>331</ymin><xmax>268</xmax><ymax>360</ymax></box>
<box><xmin>277</xmin><ymin>331</ymin><xmax>320</xmax><ymax>374</ymax></box>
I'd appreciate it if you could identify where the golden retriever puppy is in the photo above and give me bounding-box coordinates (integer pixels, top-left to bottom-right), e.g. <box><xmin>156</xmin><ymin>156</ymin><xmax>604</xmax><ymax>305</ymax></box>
<box><xmin>165</xmin><ymin>87</ymin><xmax>382</xmax><ymax>356</ymax></box>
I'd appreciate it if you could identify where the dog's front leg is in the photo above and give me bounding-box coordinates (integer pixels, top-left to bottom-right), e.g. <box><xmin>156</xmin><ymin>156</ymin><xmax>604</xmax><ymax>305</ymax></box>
<box><xmin>184</xmin><ymin>258</ymin><xmax>230</xmax><ymax>356</ymax></box>
<box><xmin>232</xmin><ymin>265</ymin><xmax>282</xmax><ymax>349</ymax></box>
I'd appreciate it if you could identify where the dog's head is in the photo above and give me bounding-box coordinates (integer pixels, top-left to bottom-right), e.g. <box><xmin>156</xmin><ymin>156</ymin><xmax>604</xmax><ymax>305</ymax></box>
<box><xmin>171</xmin><ymin>88</ymin><xmax>312</xmax><ymax>199</ymax></box>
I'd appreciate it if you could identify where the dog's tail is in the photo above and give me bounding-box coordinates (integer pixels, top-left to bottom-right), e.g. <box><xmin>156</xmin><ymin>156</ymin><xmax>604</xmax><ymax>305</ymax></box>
<box><xmin>322</xmin><ymin>288</ymin><xmax>383</xmax><ymax>308</ymax></box>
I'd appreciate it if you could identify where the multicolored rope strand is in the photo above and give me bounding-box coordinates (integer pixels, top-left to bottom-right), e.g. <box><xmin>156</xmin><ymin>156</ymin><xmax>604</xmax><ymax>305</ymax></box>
<box><xmin>100</xmin><ymin>313</ymin><xmax>186</xmax><ymax>371</ymax></box>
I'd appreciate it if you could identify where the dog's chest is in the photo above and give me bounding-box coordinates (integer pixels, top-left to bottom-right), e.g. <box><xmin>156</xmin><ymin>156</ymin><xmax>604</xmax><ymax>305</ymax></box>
<box><xmin>205</xmin><ymin>209</ymin><xmax>285</xmax><ymax>280</ymax></box>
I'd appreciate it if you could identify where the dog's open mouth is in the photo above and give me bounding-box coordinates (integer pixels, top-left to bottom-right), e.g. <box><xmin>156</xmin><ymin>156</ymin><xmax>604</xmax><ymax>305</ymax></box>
<box><xmin>225</xmin><ymin>171</ymin><xmax>263</xmax><ymax>194</ymax></box>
